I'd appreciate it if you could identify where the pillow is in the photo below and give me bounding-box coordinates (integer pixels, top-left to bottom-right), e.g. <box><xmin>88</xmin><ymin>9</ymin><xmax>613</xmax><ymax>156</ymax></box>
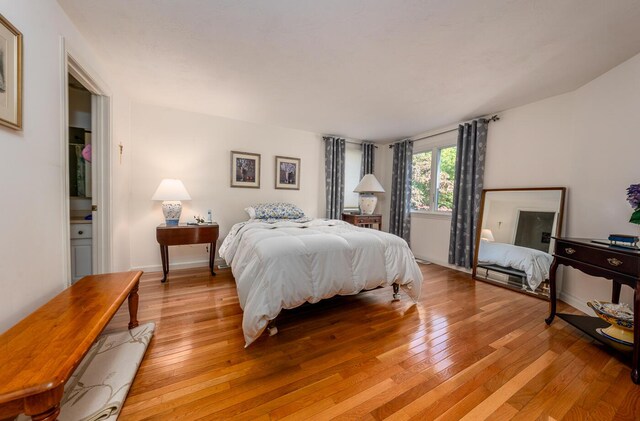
<box><xmin>250</xmin><ymin>216</ymin><xmax>312</xmax><ymax>224</ymax></box>
<box><xmin>244</xmin><ymin>206</ymin><xmax>256</xmax><ymax>219</ymax></box>
<box><xmin>245</xmin><ymin>202</ymin><xmax>306</xmax><ymax>220</ymax></box>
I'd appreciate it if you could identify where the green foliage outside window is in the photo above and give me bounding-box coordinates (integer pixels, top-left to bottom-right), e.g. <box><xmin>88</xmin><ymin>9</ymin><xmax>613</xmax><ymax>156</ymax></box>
<box><xmin>411</xmin><ymin>151</ymin><xmax>431</xmax><ymax>211</ymax></box>
<box><xmin>411</xmin><ymin>146</ymin><xmax>457</xmax><ymax>212</ymax></box>
<box><xmin>437</xmin><ymin>146</ymin><xmax>457</xmax><ymax>211</ymax></box>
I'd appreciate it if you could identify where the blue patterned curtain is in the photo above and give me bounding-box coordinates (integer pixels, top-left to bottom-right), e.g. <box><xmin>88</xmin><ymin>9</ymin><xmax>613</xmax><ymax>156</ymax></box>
<box><xmin>390</xmin><ymin>140</ymin><xmax>413</xmax><ymax>245</ymax></box>
<box><xmin>324</xmin><ymin>136</ymin><xmax>346</xmax><ymax>219</ymax></box>
<box><xmin>361</xmin><ymin>142</ymin><xmax>375</xmax><ymax>177</ymax></box>
<box><xmin>448</xmin><ymin>119</ymin><xmax>488</xmax><ymax>268</ymax></box>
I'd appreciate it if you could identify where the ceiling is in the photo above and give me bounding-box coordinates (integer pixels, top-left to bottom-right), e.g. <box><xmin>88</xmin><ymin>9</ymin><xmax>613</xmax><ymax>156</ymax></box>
<box><xmin>58</xmin><ymin>0</ymin><xmax>640</xmax><ymax>142</ymax></box>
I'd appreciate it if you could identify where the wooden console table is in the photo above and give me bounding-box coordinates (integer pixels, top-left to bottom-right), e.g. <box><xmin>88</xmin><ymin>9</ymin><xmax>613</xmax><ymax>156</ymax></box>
<box><xmin>156</xmin><ymin>223</ymin><xmax>219</xmax><ymax>283</ymax></box>
<box><xmin>0</xmin><ymin>271</ymin><xmax>142</xmax><ymax>420</ymax></box>
<box><xmin>341</xmin><ymin>213</ymin><xmax>382</xmax><ymax>230</ymax></box>
<box><xmin>545</xmin><ymin>237</ymin><xmax>639</xmax><ymax>384</ymax></box>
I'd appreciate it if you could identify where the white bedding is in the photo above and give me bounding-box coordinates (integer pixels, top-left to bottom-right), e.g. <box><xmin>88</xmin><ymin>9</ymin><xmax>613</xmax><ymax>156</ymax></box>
<box><xmin>477</xmin><ymin>240</ymin><xmax>553</xmax><ymax>290</ymax></box>
<box><xmin>219</xmin><ymin>219</ymin><xmax>423</xmax><ymax>346</ymax></box>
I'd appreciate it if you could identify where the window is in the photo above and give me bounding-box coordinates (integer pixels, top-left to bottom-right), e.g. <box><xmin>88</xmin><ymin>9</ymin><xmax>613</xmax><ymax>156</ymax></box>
<box><xmin>344</xmin><ymin>142</ymin><xmax>363</xmax><ymax>210</ymax></box>
<box><xmin>411</xmin><ymin>142</ymin><xmax>457</xmax><ymax>213</ymax></box>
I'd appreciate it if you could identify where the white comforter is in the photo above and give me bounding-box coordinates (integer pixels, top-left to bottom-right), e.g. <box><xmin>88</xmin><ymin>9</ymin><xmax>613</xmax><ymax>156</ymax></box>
<box><xmin>477</xmin><ymin>240</ymin><xmax>553</xmax><ymax>291</ymax></box>
<box><xmin>219</xmin><ymin>219</ymin><xmax>423</xmax><ymax>346</ymax></box>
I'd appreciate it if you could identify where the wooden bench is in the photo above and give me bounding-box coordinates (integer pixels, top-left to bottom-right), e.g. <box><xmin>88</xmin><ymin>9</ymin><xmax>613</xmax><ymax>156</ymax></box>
<box><xmin>0</xmin><ymin>271</ymin><xmax>142</xmax><ymax>420</ymax></box>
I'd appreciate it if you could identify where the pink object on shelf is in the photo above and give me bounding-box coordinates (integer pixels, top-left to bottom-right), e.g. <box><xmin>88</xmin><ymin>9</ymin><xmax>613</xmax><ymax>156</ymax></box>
<box><xmin>82</xmin><ymin>144</ymin><xmax>92</xmax><ymax>163</ymax></box>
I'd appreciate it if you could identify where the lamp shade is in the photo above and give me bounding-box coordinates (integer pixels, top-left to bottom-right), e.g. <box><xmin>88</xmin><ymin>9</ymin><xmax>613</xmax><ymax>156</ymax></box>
<box><xmin>353</xmin><ymin>174</ymin><xmax>385</xmax><ymax>193</ymax></box>
<box><xmin>152</xmin><ymin>179</ymin><xmax>191</xmax><ymax>201</ymax></box>
<box><xmin>480</xmin><ymin>228</ymin><xmax>495</xmax><ymax>242</ymax></box>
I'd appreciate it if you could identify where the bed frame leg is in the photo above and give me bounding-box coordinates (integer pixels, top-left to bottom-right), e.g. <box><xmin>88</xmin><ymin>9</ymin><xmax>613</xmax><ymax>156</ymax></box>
<box><xmin>392</xmin><ymin>283</ymin><xmax>400</xmax><ymax>301</ymax></box>
<box><xmin>267</xmin><ymin>320</ymin><xmax>278</xmax><ymax>336</ymax></box>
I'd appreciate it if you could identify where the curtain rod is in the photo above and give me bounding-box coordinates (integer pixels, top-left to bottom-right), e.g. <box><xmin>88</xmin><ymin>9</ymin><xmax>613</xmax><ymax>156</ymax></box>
<box><xmin>345</xmin><ymin>139</ymin><xmax>378</xmax><ymax>148</ymax></box>
<box><xmin>388</xmin><ymin>115</ymin><xmax>500</xmax><ymax>148</ymax></box>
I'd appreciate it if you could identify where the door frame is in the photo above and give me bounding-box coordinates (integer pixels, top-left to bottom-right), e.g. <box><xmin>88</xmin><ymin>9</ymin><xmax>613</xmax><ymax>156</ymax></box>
<box><xmin>60</xmin><ymin>37</ymin><xmax>112</xmax><ymax>286</ymax></box>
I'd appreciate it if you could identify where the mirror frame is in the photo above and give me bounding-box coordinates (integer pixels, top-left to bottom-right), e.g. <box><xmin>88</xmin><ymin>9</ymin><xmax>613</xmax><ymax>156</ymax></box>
<box><xmin>472</xmin><ymin>187</ymin><xmax>567</xmax><ymax>299</ymax></box>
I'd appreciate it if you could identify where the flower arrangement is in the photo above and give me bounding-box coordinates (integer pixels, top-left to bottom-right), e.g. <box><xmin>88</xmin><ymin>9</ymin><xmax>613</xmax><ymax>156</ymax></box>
<box><xmin>627</xmin><ymin>184</ymin><xmax>640</xmax><ymax>224</ymax></box>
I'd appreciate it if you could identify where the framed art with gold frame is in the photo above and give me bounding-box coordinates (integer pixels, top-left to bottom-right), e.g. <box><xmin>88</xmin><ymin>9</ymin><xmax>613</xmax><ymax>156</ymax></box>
<box><xmin>0</xmin><ymin>13</ymin><xmax>22</xmax><ymax>130</ymax></box>
<box><xmin>230</xmin><ymin>151</ymin><xmax>261</xmax><ymax>188</ymax></box>
<box><xmin>275</xmin><ymin>156</ymin><xmax>300</xmax><ymax>190</ymax></box>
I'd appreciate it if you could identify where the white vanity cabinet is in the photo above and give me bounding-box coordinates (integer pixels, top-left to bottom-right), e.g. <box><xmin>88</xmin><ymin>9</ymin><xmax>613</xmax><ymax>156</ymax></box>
<box><xmin>70</xmin><ymin>223</ymin><xmax>92</xmax><ymax>283</ymax></box>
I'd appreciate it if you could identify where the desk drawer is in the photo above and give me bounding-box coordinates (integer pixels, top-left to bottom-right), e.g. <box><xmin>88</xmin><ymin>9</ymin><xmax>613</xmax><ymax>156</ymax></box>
<box><xmin>156</xmin><ymin>225</ymin><xmax>219</xmax><ymax>246</ymax></box>
<box><xmin>70</xmin><ymin>224</ymin><xmax>92</xmax><ymax>239</ymax></box>
<box><xmin>353</xmin><ymin>216</ymin><xmax>379</xmax><ymax>225</ymax></box>
<box><xmin>556</xmin><ymin>240</ymin><xmax>640</xmax><ymax>277</ymax></box>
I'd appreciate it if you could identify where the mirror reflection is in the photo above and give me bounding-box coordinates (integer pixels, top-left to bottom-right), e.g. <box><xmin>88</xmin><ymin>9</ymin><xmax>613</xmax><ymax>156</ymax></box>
<box><xmin>473</xmin><ymin>188</ymin><xmax>566</xmax><ymax>299</ymax></box>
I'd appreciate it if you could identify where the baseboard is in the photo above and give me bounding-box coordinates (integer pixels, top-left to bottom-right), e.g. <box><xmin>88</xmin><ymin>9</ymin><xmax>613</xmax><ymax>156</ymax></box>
<box><xmin>132</xmin><ymin>257</ymin><xmax>227</xmax><ymax>273</ymax></box>
<box><xmin>559</xmin><ymin>290</ymin><xmax>591</xmax><ymax>315</ymax></box>
<box><xmin>413</xmin><ymin>255</ymin><xmax>472</xmax><ymax>274</ymax></box>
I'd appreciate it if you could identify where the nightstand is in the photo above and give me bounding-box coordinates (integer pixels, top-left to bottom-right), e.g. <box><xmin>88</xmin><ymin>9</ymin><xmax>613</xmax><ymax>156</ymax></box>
<box><xmin>156</xmin><ymin>223</ymin><xmax>219</xmax><ymax>283</ymax></box>
<box><xmin>341</xmin><ymin>213</ymin><xmax>382</xmax><ymax>231</ymax></box>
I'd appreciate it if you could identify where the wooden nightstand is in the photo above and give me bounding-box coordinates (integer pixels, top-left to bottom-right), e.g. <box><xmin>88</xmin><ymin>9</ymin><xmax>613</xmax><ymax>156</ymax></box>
<box><xmin>341</xmin><ymin>213</ymin><xmax>382</xmax><ymax>231</ymax></box>
<box><xmin>156</xmin><ymin>223</ymin><xmax>219</xmax><ymax>283</ymax></box>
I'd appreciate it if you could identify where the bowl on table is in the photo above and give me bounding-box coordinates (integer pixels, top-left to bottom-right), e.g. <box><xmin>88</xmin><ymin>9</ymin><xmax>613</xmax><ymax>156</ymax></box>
<box><xmin>587</xmin><ymin>300</ymin><xmax>634</xmax><ymax>347</ymax></box>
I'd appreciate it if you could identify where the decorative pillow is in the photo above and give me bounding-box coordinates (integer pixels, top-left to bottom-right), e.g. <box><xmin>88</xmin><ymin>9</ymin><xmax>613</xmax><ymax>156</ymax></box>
<box><xmin>248</xmin><ymin>216</ymin><xmax>312</xmax><ymax>224</ymax></box>
<box><xmin>246</xmin><ymin>202</ymin><xmax>306</xmax><ymax>220</ymax></box>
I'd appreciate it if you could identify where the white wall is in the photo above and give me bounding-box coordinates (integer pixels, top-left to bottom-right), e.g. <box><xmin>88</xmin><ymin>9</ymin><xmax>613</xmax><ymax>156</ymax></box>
<box><xmin>128</xmin><ymin>102</ymin><xmax>325</xmax><ymax>272</ymax></box>
<box><xmin>110</xmin><ymin>90</ymin><xmax>133</xmax><ymax>273</ymax></box>
<box><xmin>554</xmin><ymin>52</ymin><xmax>640</xmax><ymax>311</ymax></box>
<box><xmin>410</xmin><ymin>213</ymin><xmax>454</xmax><ymax>265</ymax></box>
<box><xmin>0</xmin><ymin>1</ymin><xmax>131</xmax><ymax>333</ymax></box>
<box><xmin>486</xmin><ymin>56</ymin><xmax>640</xmax><ymax>311</ymax></box>
<box><xmin>397</xmin><ymin>51</ymin><xmax>640</xmax><ymax>312</ymax></box>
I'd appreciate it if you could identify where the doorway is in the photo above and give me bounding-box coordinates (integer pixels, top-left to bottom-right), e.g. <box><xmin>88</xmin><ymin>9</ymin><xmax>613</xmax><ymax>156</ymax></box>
<box><xmin>513</xmin><ymin>211</ymin><xmax>556</xmax><ymax>253</ymax></box>
<box><xmin>68</xmin><ymin>74</ymin><xmax>93</xmax><ymax>283</ymax></box>
<box><xmin>61</xmin><ymin>38</ymin><xmax>112</xmax><ymax>286</ymax></box>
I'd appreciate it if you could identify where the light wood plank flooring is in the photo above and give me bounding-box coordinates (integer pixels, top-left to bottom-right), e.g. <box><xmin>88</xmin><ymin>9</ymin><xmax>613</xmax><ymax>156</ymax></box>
<box><xmin>106</xmin><ymin>264</ymin><xmax>640</xmax><ymax>420</ymax></box>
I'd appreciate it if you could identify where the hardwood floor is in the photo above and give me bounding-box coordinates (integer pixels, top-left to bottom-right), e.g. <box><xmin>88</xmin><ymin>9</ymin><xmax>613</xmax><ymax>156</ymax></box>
<box><xmin>107</xmin><ymin>264</ymin><xmax>640</xmax><ymax>420</ymax></box>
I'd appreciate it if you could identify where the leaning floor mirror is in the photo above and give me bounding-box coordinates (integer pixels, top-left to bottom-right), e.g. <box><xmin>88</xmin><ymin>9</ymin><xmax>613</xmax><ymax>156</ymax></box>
<box><xmin>472</xmin><ymin>187</ymin><xmax>566</xmax><ymax>299</ymax></box>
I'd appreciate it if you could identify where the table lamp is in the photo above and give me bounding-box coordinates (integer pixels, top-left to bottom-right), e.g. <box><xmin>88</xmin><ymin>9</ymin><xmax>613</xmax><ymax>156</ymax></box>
<box><xmin>353</xmin><ymin>174</ymin><xmax>385</xmax><ymax>215</ymax></box>
<box><xmin>152</xmin><ymin>179</ymin><xmax>191</xmax><ymax>226</ymax></box>
<box><xmin>480</xmin><ymin>228</ymin><xmax>495</xmax><ymax>241</ymax></box>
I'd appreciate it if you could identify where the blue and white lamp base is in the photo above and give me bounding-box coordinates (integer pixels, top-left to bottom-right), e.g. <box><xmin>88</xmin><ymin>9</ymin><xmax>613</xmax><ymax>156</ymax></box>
<box><xmin>358</xmin><ymin>195</ymin><xmax>378</xmax><ymax>215</ymax></box>
<box><xmin>162</xmin><ymin>201</ymin><xmax>183</xmax><ymax>226</ymax></box>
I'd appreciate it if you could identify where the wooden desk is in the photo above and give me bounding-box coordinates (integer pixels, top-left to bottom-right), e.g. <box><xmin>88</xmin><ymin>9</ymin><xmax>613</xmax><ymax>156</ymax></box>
<box><xmin>341</xmin><ymin>213</ymin><xmax>382</xmax><ymax>231</ymax></box>
<box><xmin>545</xmin><ymin>237</ymin><xmax>640</xmax><ymax>384</ymax></box>
<box><xmin>156</xmin><ymin>223</ymin><xmax>219</xmax><ymax>283</ymax></box>
<box><xmin>0</xmin><ymin>271</ymin><xmax>142</xmax><ymax>420</ymax></box>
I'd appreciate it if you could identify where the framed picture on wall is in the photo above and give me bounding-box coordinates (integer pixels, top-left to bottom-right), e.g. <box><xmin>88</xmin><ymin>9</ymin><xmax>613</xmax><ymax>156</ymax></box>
<box><xmin>0</xmin><ymin>14</ymin><xmax>22</xmax><ymax>130</ymax></box>
<box><xmin>275</xmin><ymin>156</ymin><xmax>300</xmax><ymax>190</ymax></box>
<box><xmin>230</xmin><ymin>151</ymin><xmax>261</xmax><ymax>188</ymax></box>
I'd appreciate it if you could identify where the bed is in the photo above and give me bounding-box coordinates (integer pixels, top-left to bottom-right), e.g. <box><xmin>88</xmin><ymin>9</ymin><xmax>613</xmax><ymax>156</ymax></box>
<box><xmin>219</xmin><ymin>213</ymin><xmax>423</xmax><ymax>347</ymax></box>
<box><xmin>477</xmin><ymin>239</ymin><xmax>553</xmax><ymax>291</ymax></box>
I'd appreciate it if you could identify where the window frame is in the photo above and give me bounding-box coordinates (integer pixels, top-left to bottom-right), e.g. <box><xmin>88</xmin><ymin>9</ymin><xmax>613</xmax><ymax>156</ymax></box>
<box><xmin>411</xmin><ymin>133</ymin><xmax>457</xmax><ymax>217</ymax></box>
